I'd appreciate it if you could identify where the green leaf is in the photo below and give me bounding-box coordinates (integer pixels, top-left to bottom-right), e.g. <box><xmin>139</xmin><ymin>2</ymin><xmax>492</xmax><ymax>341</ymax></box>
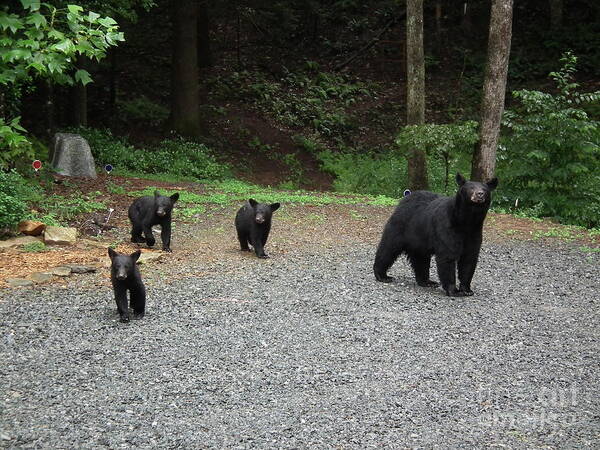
<box><xmin>67</xmin><ymin>5</ymin><xmax>83</xmax><ymax>14</ymax></box>
<box><xmin>0</xmin><ymin>14</ymin><xmax>24</xmax><ymax>33</ymax></box>
<box><xmin>20</xmin><ymin>0</ymin><xmax>41</xmax><ymax>11</ymax></box>
<box><xmin>87</xmin><ymin>11</ymin><xmax>100</xmax><ymax>22</ymax></box>
<box><xmin>74</xmin><ymin>69</ymin><xmax>92</xmax><ymax>85</ymax></box>
<box><xmin>27</xmin><ymin>12</ymin><xmax>47</xmax><ymax>29</ymax></box>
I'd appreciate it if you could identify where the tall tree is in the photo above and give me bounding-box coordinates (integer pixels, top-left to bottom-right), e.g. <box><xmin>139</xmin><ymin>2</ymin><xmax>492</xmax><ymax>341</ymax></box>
<box><xmin>171</xmin><ymin>0</ymin><xmax>202</xmax><ymax>137</ymax></box>
<box><xmin>406</xmin><ymin>0</ymin><xmax>429</xmax><ymax>190</ymax></box>
<box><xmin>471</xmin><ymin>0</ymin><xmax>513</xmax><ymax>182</ymax></box>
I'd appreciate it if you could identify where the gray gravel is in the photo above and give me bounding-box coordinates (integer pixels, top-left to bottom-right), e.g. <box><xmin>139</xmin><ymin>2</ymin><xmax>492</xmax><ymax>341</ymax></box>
<box><xmin>1</xmin><ymin>241</ymin><xmax>599</xmax><ymax>448</ymax></box>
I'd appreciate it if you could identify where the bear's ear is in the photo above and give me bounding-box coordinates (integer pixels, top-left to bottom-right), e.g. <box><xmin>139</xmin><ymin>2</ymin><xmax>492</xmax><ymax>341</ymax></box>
<box><xmin>486</xmin><ymin>177</ymin><xmax>498</xmax><ymax>191</ymax></box>
<box><xmin>154</xmin><ymin>190</ymin><xmax>161</xmax><ymax>197</ymax></box>
<box><xmin>130</xmin><ymin>249</ymin><xmax>141</xmax><ymax>262</ymax></box>
<box><xmin>108</xmin><ymin>247</ymin><xmax>117</xmax><ymax>260</ymax></box>
<box><xmin>170</xmin><ymin>193</ymin><xmax>179</xmax><ymax>203</ymax></box>
<box><xmin>455</xmin><ymin>173</ymin><xmax>466</xmax><ymax>186</ymax></box>
<box><xmin>270</xmin><ymin>202</ymin><xmax>280</xmax><ymax>212</ymax></box>
<box><xmin>248</xmin><ymin>198</ymin><xmax>258</xmax><ymax>208</ymax></box>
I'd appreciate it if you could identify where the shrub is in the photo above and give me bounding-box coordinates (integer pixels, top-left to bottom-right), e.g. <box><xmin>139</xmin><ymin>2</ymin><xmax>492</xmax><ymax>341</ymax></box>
<box><xmin>499</xmin><ymin>52</ymin><xmax>600</xmax><ymax>227</ymax></box>
<box><xmin>0</xmin><ymin>170</ymin><xmax>43</xmax><ymax>229</ymax></box>
<box><xmin>318</xmin><ymin>149</ymin><xmax>407</xmax><ymax>198</ymax></box>
<box><xmin>74</xmin><ymin>128</ymin><xmax>231</xmax><ymax>181</ymax></box>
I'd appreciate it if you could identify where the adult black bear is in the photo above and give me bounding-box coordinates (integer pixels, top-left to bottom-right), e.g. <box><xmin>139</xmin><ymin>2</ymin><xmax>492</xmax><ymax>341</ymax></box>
<box><xmin>235</xmin><ymin>199</ymin><xmax>280</xmax><ymax>258</ymax></box>
<box><xmin>128</xmin><ymin>190</ymin><xmax>179</xmax><ymax>252</ymax></box>
<box><xmin>108</xmin><ymin>248</ymin><xmax>146</xmax><ymax>323</ymax></box>
<box><xmin>373</xmin><ymin>173</ymin><xmax>498</xmax><ymax>296</ymax></box>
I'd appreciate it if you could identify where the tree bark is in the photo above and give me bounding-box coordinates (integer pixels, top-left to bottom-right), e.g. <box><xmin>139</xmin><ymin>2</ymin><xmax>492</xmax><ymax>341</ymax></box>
<box><xmin>406</xmin><ymin>0</ymin><xmax>429</xmax><ymax>190</ymax></box>
<box><xmin>171</xmin><ymin>0</ymin><xmax>202</xmax><ymax>138</ymax></box>
<box><xmin>71</xmin><ymin>57</ymin><xmax>88</xmax><ymax>127</ymax></box>
<box><xmin>471</xmin><ymin>0</ymin><xmax>513</xmax><ymax>182</ymax></box>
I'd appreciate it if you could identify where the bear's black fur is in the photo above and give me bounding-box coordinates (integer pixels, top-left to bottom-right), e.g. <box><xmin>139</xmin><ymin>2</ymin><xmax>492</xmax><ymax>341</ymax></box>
<box><xmin>235</xmin><ymin>198</ymin><xmax>280</xmax><ymax>258</ymax></box>
<box><xmin>373</xmin><ymin>173</ymin><xmax>498</xmax><ymax>296</ymax></box>
<box><xmin>128</xmin><ymin>190</ymin><xmax>179</xmax><ymax>252</ymax></box>
<box><xmin>108</xmin><ymin>248</ymin><xmax>146</xmax><ymax>323</ymax></box>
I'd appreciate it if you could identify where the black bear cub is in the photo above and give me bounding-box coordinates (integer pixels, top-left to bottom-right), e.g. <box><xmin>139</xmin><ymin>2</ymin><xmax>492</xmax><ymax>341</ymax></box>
<box><xmin>235</xmin><ymin>199</ymin><xmax>280</xmax><ymax>258</ymax></box>
<box><xmin>128</xmin><ymin>190</ymin><xmax>179</xmax><ymax>252</ymax></box>
<box><xmin>108</xmin><ymin>248</ymin><xmax>146</xmax><ymax>323</ymax></box>
<box><xmin>373</xmin><ymin>173</ymin><xmax>498</xmax><ymax>297</ymax></box>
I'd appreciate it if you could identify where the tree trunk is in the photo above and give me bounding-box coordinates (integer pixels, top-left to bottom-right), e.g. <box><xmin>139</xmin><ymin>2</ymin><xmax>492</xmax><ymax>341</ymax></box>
<box><xmin>108</xmin><ymin>49</ymin><xmax>118</xmax><ymax>126</ymax></box>
<box><xmin>197</xmin><ymin>1</ymin><xmax>213</xmax><ymax>68</ymax></box>
<box><xmin>471</xmin><ymin>0</ymin><xmax>513</xmax><ymax>182</ymax></box>
<box><xmin>71</xmin><ymin>57</ymin><xmax>88</xmax><ymax>127</ymax></box>
<box><xmin>171</xmin><ymin>0</ymin><xmax>202</xmax><ymax>138</ymax></box>
<box><xmin>406</xmin><ymin>0</ymin><xmax>429</xmax><ymax>190</ymax></box>
<box><xmin>549</xmin><ymin>0</ymin><xmax>563</xmax><ymax>29</ymax></box>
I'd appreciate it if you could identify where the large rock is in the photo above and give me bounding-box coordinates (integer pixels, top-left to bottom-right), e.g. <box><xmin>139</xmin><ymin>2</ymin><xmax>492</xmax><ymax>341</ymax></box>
<box><xmin>51</xmin><ymin>133</ymin><xmax>97</xmax><ymax>178</ymax></box>
<box><xmin>18</xmin><ymin>220</ymin><xmax>46</xmax><ymax>236</ymax></box>
<box><xmin>44</xmin><ymin>226</ymin><xmax>77</xmax><ymax>245</ymax></box>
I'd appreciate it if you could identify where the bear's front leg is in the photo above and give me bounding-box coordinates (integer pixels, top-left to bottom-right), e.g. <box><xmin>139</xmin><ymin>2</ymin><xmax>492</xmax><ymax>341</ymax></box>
<box><xmin>129</xmin><ymin>284</ymin><xmax>146</xmax><ymax>319</ymax></box>
<box><xmin>457</xmin><ymin>245</ymin><xmax>480</xmax><ymax>296</ymax></box>
<box><xmin>435</xmin><ymin>256</ymin><xmax>466</xmax><ymax>297</ymax></box>
<box><xmin>143</xmin><ymin>225</ymin><xmax>155</xmax><ymax>247</ymax></box>
<box><xmin>131</xmin><ymin>224</ymin><xmax>145</xmax><ymax>243</ymax></box>
<box><xmin>160</xmin><ymin>221</ymin><xmax>172</xmax><ymax>252</ymax></box>
<box><xmin>113</xmin><ymin>284</ymin><xmax>130</xmax><ymax>323</ymax></box>
<box><xmin>250</xmin><ymin>229</ymin><xmax>268</xmax><ymax>258</ymax></box>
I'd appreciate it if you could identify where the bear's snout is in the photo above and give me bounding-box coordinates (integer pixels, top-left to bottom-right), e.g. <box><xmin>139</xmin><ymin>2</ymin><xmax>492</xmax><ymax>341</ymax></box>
<box><xmin>156</xmin><ymin>209</ymin><xmax>166</xmax><ymax>217</ymax></box>
<box><xmin>255</xmin><ymin>215</ymin><xmax>265</xmax><ymax>224</ymax></box>
<box><xmin>116</xmin><ymin>272</ymin><xmax>128</xmax><ymax>280</ymax></box>
<box><xmin>471</xmin><ymin>190</ymin><xmax>486</xmax><ymax>203</ymax></box>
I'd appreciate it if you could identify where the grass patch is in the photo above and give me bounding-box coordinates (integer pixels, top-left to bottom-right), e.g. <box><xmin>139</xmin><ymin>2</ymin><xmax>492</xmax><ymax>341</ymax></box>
<box><xmin>21</xmin><ymin>241</ymin><xmax>47</xmax><ymax>253</ymax></box>
<box><xmin>128</xmin><ymin>182</ymin><xmax>398</xmax><ymax>208</ymax></box>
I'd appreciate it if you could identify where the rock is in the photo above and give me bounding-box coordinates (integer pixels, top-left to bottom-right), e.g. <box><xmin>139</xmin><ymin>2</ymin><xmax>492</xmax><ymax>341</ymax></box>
<box><xmin>137</xmin><ymin>252</ymin><xmax>162</xmax><ymax>265</ymax></box>
<box><xmin>44</xmin><ymin>226</ymin><xmax>77</xmax><ymax>245</ymax></box>
<box><xmin>52</xmin><ymin>266</ymin><xmax>72</xmax><ymax>277</ymax></box>
<box><xmin>30</xmin><ymin>272</ymin><xmax>54</xmax><ymax>283</ymax></box>
<box><xmin>0</xmin><ymin>236</ymin><xmax>43</xmax><ymax>249</ymax></box>
<box><xmin>17</xmin><ymin>220</ymin><xmax>46</xmax><ymax>236</ymax></box>
<box><xmin>7</xmin><ymin>279</ymin><xmax>34</xmax><ymax>288</ymax></box>
<box><xmin>64</xmin><ymin>264</ymin><xmax>97</xmax><ymax>274</ymax></box>
<box><xmin>51</xmin><ymin>133</ymin><xmax>97</xmax><ymax>178</ymax></box>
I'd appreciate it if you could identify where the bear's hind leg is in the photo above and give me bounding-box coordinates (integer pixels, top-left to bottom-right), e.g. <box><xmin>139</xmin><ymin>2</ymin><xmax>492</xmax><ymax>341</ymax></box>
<box><xmin>408</xmin><ymin>253</ymin><xmax>439</xmax><ymax>287</ymax></box>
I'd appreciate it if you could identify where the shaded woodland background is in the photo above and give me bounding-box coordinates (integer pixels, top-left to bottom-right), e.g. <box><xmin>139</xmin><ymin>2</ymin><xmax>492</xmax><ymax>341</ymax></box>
<box><xmin>2</xmin><ymin>0</ymin><xmax>600</xmax><ymax>228</ymax></box>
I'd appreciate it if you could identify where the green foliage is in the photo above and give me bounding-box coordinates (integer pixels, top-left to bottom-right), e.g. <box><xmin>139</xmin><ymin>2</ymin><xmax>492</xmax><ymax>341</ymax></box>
<box><xmin>500</xmin><ymin>52</ymin><xmax>600</xmax><ymax>227</ymax></box>
<box><xmin>395</xmin><ymin>121</ymin><xmax>479</xmax><ymax>193</ymax></box>
<box><xmin>106</xmin><ymin>180</ymin><xmax>126</xmax><ymax>195</ymax></box>
<box><xmin>74</xmin><ymin>128</ymin><xmax>231</xmax><ymax>181</ymax></box>
<box><xmin>0</xmin><ymin>1</ymin><xmax>124</xmax><ymax>167</ymax></box>
<box><xmin>318</xmin><ymin>149</ymin><xmax>407</xmax><ymax>198</ymax></box>
<box><xmin>0</xmin><ymin>116</ymin><xmax>32</xmax><ymax>168</ymax></box>
<box><xmin>117</xmin><ymin>95</ymin><xmax>169</xmax><ymax>126</ymax></box>
<box><xmin>37</xmin><ymin>192</ymin><xmax>105</xmax><ymax>222</ymax></box>
<box><xmin>0</xmin><ymin>169</ymin><xmax>44</xmax><ymax>228</ymax></box>
<box><xmin>21</xmin><ymin>240</ymin><xmax>46</xmax><ymax>252</ymax></box>
<box><xmin>0</xmin><ymin>1</ymin><xmax>124</xmax><ymax>85</ymax></box>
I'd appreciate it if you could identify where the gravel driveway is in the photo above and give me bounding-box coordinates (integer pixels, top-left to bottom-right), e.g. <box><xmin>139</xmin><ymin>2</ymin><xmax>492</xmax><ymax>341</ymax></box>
<box><xmin>1</xmin><ymin>239</ymin><xmax>599</xmax><ymax>448</ymax></box>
